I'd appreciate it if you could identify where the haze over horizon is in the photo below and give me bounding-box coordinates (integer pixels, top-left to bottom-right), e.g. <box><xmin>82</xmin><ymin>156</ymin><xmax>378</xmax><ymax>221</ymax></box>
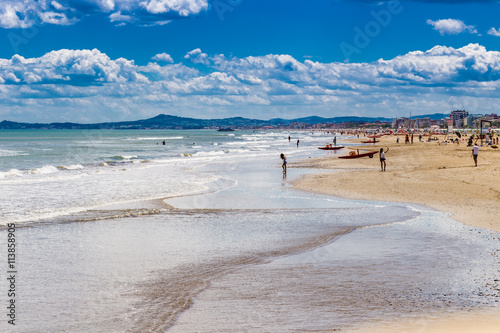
<box><xmin>1</xmin><ymin>0</ymin><xmax>500</xmax><ymax>123</ymax></box>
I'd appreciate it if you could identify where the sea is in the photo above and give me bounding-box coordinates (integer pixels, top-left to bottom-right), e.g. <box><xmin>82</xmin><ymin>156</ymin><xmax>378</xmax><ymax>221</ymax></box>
<box><xmin>0</xmin><ymin>129</ymin><xmax>498</xmax><ymax>332</ymax></box>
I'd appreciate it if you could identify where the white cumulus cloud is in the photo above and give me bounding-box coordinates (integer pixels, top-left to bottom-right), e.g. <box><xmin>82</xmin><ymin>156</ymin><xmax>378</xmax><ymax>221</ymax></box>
<box><xmin>487</xmin><ymin>27</ymin><xmax>500</xmax><ymax>37</ymax></box>
<box><xmin>2</xmin><ymin>44</ymin><xmax>500</xmax><ymax>122</ymax></box>
<box><xmin>140</xmin><ymin>0</ymin><xmax>208</xmax><ymax>16</ymax></box>
<box><xmin>152</xmin><ymin>53</ymin><xmax>174</xmax><ymax>63</ymax></box>
<box><xmin>184</xmin><ymin>48</ymin><xmax>210</xmax><ymax>65</ymax></box>
<box><xmin>426</xmin><ymin>19</ymin><xmax>477</xmax><ymax>35</ymax></box>
<box><xmin>0</xmin><ymin>0</ymin><xmax>208</xmax><ymax>28</ymax></box>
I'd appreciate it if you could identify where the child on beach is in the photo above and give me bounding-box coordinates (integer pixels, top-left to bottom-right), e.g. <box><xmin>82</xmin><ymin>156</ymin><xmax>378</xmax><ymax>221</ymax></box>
<box><xmin>280</xmin><ymin>153</ymin><xmax>287</xmax><ymax>175</ymax></box>
<box><xmin>379</xmin><ymin>147</ymin><xmax>389</xmax><ymax>172</ymax></box>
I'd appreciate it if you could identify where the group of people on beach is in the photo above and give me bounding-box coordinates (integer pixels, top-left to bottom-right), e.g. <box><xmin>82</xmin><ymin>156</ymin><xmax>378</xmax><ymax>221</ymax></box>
<box><xmin>280</xmin><ymin>131</ymin><xmax>487</xmax><ymax>175</ymax></box>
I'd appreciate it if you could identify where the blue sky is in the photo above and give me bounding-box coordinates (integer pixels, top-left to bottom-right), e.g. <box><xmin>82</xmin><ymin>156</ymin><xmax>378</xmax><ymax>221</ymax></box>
<box><xmin>0</xmin><ymin>0</ymin><xmax>500</xmax><ymax>122</ymax></box>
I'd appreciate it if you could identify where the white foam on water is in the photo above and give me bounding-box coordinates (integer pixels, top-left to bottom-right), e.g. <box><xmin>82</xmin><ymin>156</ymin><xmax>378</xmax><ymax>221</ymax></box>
<box><xmin>28</xmin><ymin>165</ymin><xmax>59</xmax><ymax>174</ymax></box>
<box><xmin>0</xmin><ymin>160</ymin><xmax>219</xmax><ymax>225</ymax></box>
<box><xmin>0</xmin><ymin>149</ymin><xmax>26</xmax><ymax>157</ymax></box>
<box><xmin>58</xmin><ymin>164</ymin><xmax>85</xmax><ymax>170</ymax></box>
<box><xmin>0</xmin><ymin>168</ymin><xmax>23</xmax><ymax>178</ymax></box>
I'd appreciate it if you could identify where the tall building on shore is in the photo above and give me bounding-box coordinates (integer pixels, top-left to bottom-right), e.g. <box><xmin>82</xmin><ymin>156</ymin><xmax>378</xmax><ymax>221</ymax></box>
<box><xmin>449</xmin><ymin>110</ymin><xmax>469</xmax><ymax>128</ymax></box>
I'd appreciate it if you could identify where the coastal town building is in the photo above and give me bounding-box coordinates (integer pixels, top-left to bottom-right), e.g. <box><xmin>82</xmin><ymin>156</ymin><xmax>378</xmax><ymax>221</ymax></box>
<box><xmin>388</xmin><ymin>111</ymin><xmax>500</xmax><ymax>130</ymax></box>
<box><xmin>449</xmin><ymin>110</ymin><xmax>469</xmax><ymax>128</ymax></box>
<box><xmin>414</xmin><ymin>117</ymin><xmax>431</xmax><ymax>128</ymax></box>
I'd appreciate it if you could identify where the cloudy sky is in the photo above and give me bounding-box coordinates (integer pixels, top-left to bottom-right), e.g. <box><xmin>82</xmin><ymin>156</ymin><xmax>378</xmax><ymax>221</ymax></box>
<box><xmin>1</xmin><ymin>0</ymin><xmax>500</xmax><ymax>123</ymax></box>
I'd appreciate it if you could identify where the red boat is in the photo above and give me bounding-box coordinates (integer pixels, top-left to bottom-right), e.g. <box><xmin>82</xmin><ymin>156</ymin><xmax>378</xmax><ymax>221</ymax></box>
<box><xmin>338</xmin><ymin>150</ymin><xmax>378</xmax><ymax>159</ymax></box>
<box><xmin>361</xmin><ymin>140</ymin><xmax>379</xmax><ymax>143</ymax></box>
<box><xmin>318</xmin><ymin>145</ymin><xmax>344</xmax><ymax>150</ymax></box>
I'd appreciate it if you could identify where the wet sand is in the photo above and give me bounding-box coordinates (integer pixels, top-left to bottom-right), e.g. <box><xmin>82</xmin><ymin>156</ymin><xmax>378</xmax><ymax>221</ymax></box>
<box><xmin>355</xmin><ymin>309</ymin><xmax>500</xmax><ymax>333</ymax></box>
<box><xmin>292</xmin><ymin>133</ymin><xmax>500</xmax><ymax>332</ymax></box>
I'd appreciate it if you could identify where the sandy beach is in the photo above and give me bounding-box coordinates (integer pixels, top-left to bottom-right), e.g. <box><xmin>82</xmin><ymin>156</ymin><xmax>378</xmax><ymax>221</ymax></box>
<box><xmin>293</xmin><ymin>134</ymin><xmax>500</xmax><ymax>233</ymax></box>
<box><xmin>292</xmin><ymin>133</ymin><xmax>500</xmax><ymax>332</ymax></box>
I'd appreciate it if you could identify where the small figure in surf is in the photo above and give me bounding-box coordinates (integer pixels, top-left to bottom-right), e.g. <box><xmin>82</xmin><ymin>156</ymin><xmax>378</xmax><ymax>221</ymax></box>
<box><xmin>280</xmin><ymin>153</ymin><xmax>287</xmax><ymax>175</ymax></box>
<box><xmin>296</xmin><ymin>139</ymin><xmax>300</xmax><ymax>148</ymax></box>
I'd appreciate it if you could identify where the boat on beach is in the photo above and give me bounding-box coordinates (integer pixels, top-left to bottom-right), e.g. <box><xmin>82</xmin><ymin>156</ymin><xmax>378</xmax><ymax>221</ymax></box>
<box><xmin>361</xmin><ymin>139</ymin><xmax>379</xmax><ymax>143</ymax></box>
<box><xmin>318</xmin><ymin>145</ymin><xmax>344</xmax><ymax>150</ymax></box>
<box><xmin>338</xmin><ymin>148</ymin><xmax>378</xmax><ymax>159</ymax></box>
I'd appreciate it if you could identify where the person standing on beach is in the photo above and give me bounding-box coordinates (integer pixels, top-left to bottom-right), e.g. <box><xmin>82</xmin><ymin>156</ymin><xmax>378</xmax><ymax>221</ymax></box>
<box><xmin>297</xmin><ymin>139</ymin><xmax>300</xmax><ymax>148</ymax></box>
<box><xmin>379</xmin><ymin>147</ymin><xmax>389</xmax><ymax>172</ymax></box>
<box><xmin>288</xmin><ymin>135</ymin><xmax>291</xmax><ymax>142</ymax></box>
<box><xmin>280</xmin><ymin>153</ymin><xmax>287</xmax><ymax>175</ymax></box>
<box><xmin>333</xmin><ymin>137</ymin><xmax>337</xmax><ymax>146</ymax></box>
<box><xmin>472</xmin><ymin>144</ymin><xmax>479</xmax><ymax>167</ymax></box>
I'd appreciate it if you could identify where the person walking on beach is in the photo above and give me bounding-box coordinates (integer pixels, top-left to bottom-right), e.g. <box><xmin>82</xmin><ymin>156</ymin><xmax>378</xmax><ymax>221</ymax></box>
<box><xmin>280</xmin><ymin>153</ymin><xmax>287</xmax><ymax>175</ymax></box>
<box><xmin>472</xmin><ymin>144</ymin><xmax>479</xmax><ymax>167</ymax></box>
<box><xmin>379</xmin><ymin>147</ymin><xmax>389</xmax><ymax>172</ymax></box>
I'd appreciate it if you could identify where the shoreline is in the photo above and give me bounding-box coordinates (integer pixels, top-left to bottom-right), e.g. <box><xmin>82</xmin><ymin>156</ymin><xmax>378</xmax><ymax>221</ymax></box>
<box><xmin>292</xmin><ymin>134</ymin><xmax>500</xmax><ymax>233</ymax></box>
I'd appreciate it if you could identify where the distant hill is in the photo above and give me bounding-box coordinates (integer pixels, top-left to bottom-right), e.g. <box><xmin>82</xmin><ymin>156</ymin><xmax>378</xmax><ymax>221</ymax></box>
<box><xmin>412</xmin><ymin>113</ymin><xmax>448</xmax><ymax>120</ymax></box>
<box><xmin>0</xmin><ymin>115</ymin><xmax>269</xmax><ymax>130</ymax></box>
<box><xmin>0</xmin><ymin>113</ymin><xmax>441</xmax><ymax>130</ymax></box>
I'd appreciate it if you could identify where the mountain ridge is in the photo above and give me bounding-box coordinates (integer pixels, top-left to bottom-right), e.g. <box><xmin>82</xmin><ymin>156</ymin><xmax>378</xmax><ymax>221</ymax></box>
<box><xmin>0</xmin><ymin>113</ymin><xmax>447</xmax><ymax>129</ymax></box>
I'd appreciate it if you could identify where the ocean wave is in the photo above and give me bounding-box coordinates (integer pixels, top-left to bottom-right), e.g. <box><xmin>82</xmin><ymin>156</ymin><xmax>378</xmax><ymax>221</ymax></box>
<box><xmin>228</xmin><ymin>149</ymin><xmax>252</xmax><ymax>154</ymax></box>
<box><xmin>191</xmin><ymin>151</ymin><xmax>227</xmax><ymax>157</ymax></box>
<box><xmin>28</xmin><ymin>165</ymin><xmax>59</xmax><ymax>175</ymax></box>
<box><xmin>0</xmin><ymin>165</ymin><xmax>61</xmax><ymax>180</ymax></box>
<box><xmin>1</xmin><ymin>163</ymin><xmax>87</xmax><ymax>180</ymax></box>
<box><xmin>0</xmin><ymin>149</ymin><xmax>27</xmax><ymax>157</ymax></box>
<box><xmin>109</xmin><ymin>155</ymin><xmax>138</xmax><ymax>160</ymax></box>
<box><xmin>57</xmin><ymin>164</ymin><xmax>85</xmax><ymax>170</ymax></box>
<box><xmin>0</xmin><ymin>169</ymin><xmax>23</xmax><ymax>178</ymax></box>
